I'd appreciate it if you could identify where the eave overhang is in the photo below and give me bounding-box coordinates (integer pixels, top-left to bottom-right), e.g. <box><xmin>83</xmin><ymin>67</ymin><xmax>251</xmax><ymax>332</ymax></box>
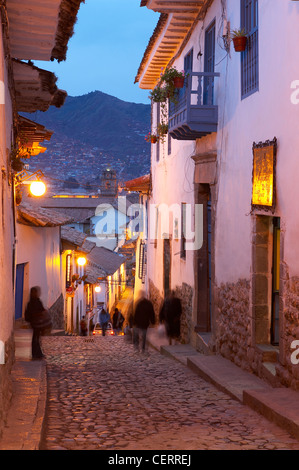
<box><xmin>18</xmin><ymin>115</ymin><xmax>53</xmax><ymax>144</ymax></box>
<box><xmin>6</xmin><ymin>0</ymin><xmax>85</xmax><ymax>62</ymax></box>
<box><xmin>13</xmin><ymin>59</ymin><xmax>67</xmax><ymax>112</ymax></box>
<box><xmin>18</xmin><ymin>115</ymin><xmax>53</xmax><ymax>157</ymax></box>
<box><xmin>136</xmin><ymin>0</ymin><xmax>213</xmax><ymax>89</ymax></box>
<box><xmin>124</xmin><ymin>174</ymin><xmax>151</xmax><ymax>194</ymax></box>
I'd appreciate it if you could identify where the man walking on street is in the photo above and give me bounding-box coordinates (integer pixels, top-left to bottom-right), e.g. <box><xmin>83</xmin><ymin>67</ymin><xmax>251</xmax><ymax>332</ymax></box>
<box><xmin>99</xmin><ymin>308</ymin><xmax>110</xmax><ymax>336</ymax></box>
<box><xmin>133</xmin><ymin>291</ymin><xmax>155</xmax><ymax>353</ymax></box>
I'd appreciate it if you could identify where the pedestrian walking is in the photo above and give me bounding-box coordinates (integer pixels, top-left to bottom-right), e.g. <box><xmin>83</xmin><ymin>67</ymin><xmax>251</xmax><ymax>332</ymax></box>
<box><xmin>124</xmin><ymin>301</ymin><xmax>134</xmax><ymax>342</ymax></box>
<box><xmin>99</xmin><ymin>308</ymin><xmax>110</xmax><ymax>336</ymax></box>
<box><xmin>80</xmin><ymin>316</ymin><xmax>88</xmax><ymax>336</ymax></box>
<box><xmin>112</xmin><ymin>307</ymin><xmax>124</xmax><ymax>335</ymax></box>
<box><xmin>133</xmin><ymin>292</ymin><xmax>155</xmax><ymax>352</ymax></box>
<box><xmin>159</xmin><ymin>291</ymin><xmax>182</xmax><ymax>345</ymax></box>
<box><xmin>25</xmin><ymin>286</ymin><xmax>52</xmax><ymax>359</ymax></box>
<box><xmin>89</xmin><ymin>317</ymin><xmax>95</xmax><ymax>336</ymax></box>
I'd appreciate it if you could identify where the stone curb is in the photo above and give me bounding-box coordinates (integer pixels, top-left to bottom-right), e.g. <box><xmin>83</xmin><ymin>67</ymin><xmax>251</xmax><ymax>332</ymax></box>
<box><xmin>0</xmin><ymin>359</ymin><xmax>47</xmax><ymax>450</ymax></box>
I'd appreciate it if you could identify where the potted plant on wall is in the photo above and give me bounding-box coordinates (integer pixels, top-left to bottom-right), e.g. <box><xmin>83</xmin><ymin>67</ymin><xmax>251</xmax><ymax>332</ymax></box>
<box><xmin>231</xmin><ymin>28</ymin><xmax>247</xmax><ymax>52</ymax></box>
<box><xmin>160</xmin><ymin>66</ymin><xmax>187</xmax><ymax>105</ymax></box>
<box><xmin>157</xmin><ymin>122</ymin><xmax>168</xmax><ymax>144</ymax></box>
<box><xmin>161</xmin><ymin>66</ymin><xmax>186</xmax><ymax>88</ymax></box>
<box><xmin>145</xmin><ymin>132</ymin><xmax>158</xmax><ymax>144</ymax></box>
<box><xmin>149</xmin><ymin>85</ymin><xmax>168</xmax><ymax>103</ymax></box>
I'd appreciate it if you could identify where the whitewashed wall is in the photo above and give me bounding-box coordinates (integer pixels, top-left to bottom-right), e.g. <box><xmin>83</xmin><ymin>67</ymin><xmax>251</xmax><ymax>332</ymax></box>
<box><xmin>16</xmin><ymin>224</ymin><xmax>62</xmax><ymax>310</ymax></box>
<box><xmin>147</xmin><ymin>0</ymin><xmax>299</xmax><ymax>289</ymax></box>
<box><xmin>0</xmin><ymin>24</ymin><xmax>16</xmax><ymax>344</ymax></box>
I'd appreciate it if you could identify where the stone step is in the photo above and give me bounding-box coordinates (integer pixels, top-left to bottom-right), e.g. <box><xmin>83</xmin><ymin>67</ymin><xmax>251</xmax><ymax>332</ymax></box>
<box><xmin>257</xmin><ymin>344</ymin><xmax>278</xmax><ymax>363</ymax></box>
<box><xmin>261</xmin><ymin>362</ymin><xmax>282</xmax><ymax>388</ymax></box>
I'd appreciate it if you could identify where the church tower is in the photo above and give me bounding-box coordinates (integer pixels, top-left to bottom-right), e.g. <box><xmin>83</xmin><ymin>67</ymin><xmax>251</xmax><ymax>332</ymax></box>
<box><xmin>100</xmin><ymin>168</ymin><xmax>118</xmax><ymax>196</ymax></box>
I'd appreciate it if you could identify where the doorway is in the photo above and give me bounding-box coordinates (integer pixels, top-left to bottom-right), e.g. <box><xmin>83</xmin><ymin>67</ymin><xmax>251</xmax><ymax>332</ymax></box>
<box><xmin>271</xmin><ymin>217</ymin><xmax>280</xmax><ymax>345</ymax></box>
<box><xmin>15</xmin><ymin>263</ymin><xmax>29</xmax><ymax>321</ymax></box>
<box><xmin>163</xmin><ymin>238</ymin><xmax>171</xmax><ymax>296</ymax></box>
<box><xmin>15</xmin><ymin>263</ymin><xmax>25</xmax><ymax>320</ymax></box>
<box><xmin>252</xmin><ymin>215</ymin><xmax>280</xmax><ymax>346</ymax></box>
<box><xmin>195</xmin><ymin>185</ymin><xmax>212</xmax><ymax>332</ymax></box>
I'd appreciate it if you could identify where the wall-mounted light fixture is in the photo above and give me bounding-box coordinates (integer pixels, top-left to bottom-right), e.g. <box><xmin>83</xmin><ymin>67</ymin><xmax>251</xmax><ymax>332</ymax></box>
<box><xmin>15</xmin><ymin>169</ymin><xmax>46</xmax><ymax>197</ymax></box>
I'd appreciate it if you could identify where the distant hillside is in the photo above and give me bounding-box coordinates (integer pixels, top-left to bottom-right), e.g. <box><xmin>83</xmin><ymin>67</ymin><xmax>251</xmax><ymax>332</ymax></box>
<box><xmin>22</xmin><ymin>91</ymin><xmax>152</xmax><ymax>188</ymax></box>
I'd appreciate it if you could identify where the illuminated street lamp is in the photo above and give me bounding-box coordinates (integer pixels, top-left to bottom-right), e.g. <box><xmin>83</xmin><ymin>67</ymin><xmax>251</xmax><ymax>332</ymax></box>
<box><xmin>77</xmin><ymin>256</ymin><xmax>87</xmax><ymax>267</ymax></box>
<box><xmin>94</xmin><ymin>285</ymin><xmax>101</xmax><ymax>293</ymax></box>
<box><xmin>29</xmin><ymin>180</ymin><xmax>46</xmax><ymax>197</ymax></box>
<box><xmin>15</xmin><ymin>169</ymin><xmax>47</xmax><ymax>198</ymax></box>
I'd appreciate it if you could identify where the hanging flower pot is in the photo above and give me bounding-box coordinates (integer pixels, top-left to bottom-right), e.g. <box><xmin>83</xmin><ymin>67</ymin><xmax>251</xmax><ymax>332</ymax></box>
<box><xmin>149</xmin><ymin>86</ymin><xmax>168</xmax><ymax>103</ymax></box>
<box><xmin>173</xmin><ymin>76</ymin><xmax>185</xmax><ymax>88</ymax></box>
<box><xmin>231</xmin><ymin>29</ymin><xmax>247</xmax><ymax>52</ymax></box>
<box><xmin>157</xmin><ymin>123</ymin><xmax>168</xmax><ymax>136</ymax></box>
<box><xmin>145</xmin><ymin>132</ymin><xmax>158</xmax><ymax>144</ymax></box>
<box><xmin>233</xmin><ymin>36</ymin><xmax>247</xmax><ymax>52</ymax></box>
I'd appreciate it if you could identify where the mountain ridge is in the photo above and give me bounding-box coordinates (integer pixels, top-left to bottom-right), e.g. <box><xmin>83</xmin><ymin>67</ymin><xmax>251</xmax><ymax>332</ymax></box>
<box><xmin>23</xmin><ymin>90</ymin><xmax>152</xmax><ymax>188</ymax></box>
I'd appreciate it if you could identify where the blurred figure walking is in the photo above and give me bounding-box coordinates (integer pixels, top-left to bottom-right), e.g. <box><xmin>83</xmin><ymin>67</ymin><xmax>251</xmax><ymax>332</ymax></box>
<box><xmin>133</xmin><ymin>292</ymin><xmax>155</xmax><ymax>353</ymax></box>
<box><xmin>25</xmin><ymin>286</ymin><xmax>51</xmax><ymax>359</ymax></box>
<box><xmin>112</xmin><ymin>307</ymin><xmax>124</xmax><ymax>335</ymax></box>
<box><xmin>99</xmin><ymin>308</ymin><xmax>110</xmax><ymax>336</ymax></box>
<box><xmin>80</xmin><ymin>316</ymin><xmax>88</xmax><ymax>336</ymax></box>
<box><xmin>159</xmin><ymin>291</ymin><xmax>182</xmax><ymax>345</ymax></box>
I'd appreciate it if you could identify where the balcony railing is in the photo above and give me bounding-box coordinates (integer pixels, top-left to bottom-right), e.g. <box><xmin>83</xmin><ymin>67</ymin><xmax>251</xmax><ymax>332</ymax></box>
<box><xmin>168</xmin><ymin>72</ymin><xmax>220</xmax><ymax>140</ymax></box>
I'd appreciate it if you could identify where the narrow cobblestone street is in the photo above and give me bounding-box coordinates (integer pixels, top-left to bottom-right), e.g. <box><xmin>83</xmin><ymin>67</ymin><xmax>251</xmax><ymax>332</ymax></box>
<box><xmin>39</xmin><ymin>335</ymin><xmax>299</xmax><ymax>451</ymax></box>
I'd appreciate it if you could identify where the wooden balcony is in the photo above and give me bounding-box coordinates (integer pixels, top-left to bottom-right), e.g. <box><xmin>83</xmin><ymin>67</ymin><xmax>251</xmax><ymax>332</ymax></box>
<box><xmin>168</xmin><ymin>72</ymin><xmax>220</xmax><ymax>140</ymax></box>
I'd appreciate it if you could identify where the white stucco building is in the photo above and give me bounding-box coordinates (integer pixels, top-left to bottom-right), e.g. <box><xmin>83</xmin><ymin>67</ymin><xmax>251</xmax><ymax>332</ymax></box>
<box><xmin>124</xmin><ymin>174</ymin><xmax>151</xmax><ymax>303</ymax></box>
<box><xmin>0</xmin><ymin>0</ymin><xmax>84</xmax><ymax>436</ymax></box>
<box><xmin>30</xmin><ymin>194</ymin><xmax>131</xmax><ymax>251</ymax></box>
<box><xmin>136</xmin><ymin>0</ymin><xmax>299</xmax><ymax>389</ymax></box>
<box><xmin>16</xmin><ymin>203</ymin><xmax>71</xmax><ymax>328</ymax></box>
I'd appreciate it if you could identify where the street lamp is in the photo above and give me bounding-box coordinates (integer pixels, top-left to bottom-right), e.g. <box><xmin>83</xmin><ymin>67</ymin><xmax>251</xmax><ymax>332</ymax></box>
<box><xmin>29</xmin><ymin>180</ymin><xmax>46</xmax><ymax>197</ymax></box>
<box><xmin>15</xmin><ymin>169</ymin><xmax>47</xmax><ymax>197</ymax></box>
<box><xmin>77</xmin><ymin>256</ymin><xmax>87</xmax><ymax>267</ymax></box>
<box><xmin>94</xmin><ymin>285</ymin><xmax>101</xmax><ymax>293</ymax></box>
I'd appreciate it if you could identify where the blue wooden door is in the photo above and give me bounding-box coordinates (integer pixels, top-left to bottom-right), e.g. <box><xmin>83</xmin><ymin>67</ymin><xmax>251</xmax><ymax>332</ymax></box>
<box><xmin>15</xmin><ymin>263</ymin><xmax>25</xmax><ymax>320</ymax></box>
<box><xmin>271</xmin><ymin>218</ymin><xmax>280</xmax><ymax>345</ymax></box>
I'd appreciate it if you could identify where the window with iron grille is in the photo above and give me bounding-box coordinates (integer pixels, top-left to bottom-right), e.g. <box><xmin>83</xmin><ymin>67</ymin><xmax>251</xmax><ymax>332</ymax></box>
<box><xmin>241</xmin><ymin>0</ymin><xmax>259</xmax><ymax>99</ymax></box>
<box><xmin>138</xmin><ymin>241</ymin><xmax>146</xmax><ymax>283</ymax></box>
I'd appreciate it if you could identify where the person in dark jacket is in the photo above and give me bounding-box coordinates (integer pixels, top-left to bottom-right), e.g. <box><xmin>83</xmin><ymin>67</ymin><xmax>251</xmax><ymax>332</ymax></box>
<box><xmin>159</xmin><ymin>291</ymin><xmax>182</xmax><ymax>345</ymax></box>
<box><xmin>112</xmin><ymin>308</ymin><xmax>124</xmax><ymax>335</ymax></box>
<box><xmin>80</xmin><ymin>316</ymin><xmax>88</xmax><ymax>336</ymax></box>
<box><xmin>25</xmin><ymin>286</ymin><xmax>46</xmax><ymax>359</ymax></box>
<box><xmin>133</xmin><ymin>292</ymin><xmax>155</xmax><ymax>352</ymax></box>
<box><xmin>99</xmin><ymin>308</ymin><xmax>110</xmax><ymax>336</ymax></box>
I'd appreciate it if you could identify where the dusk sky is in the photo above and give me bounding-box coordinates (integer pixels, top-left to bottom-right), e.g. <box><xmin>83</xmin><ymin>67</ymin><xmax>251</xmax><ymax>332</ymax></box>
<box><xmin>35</xmin><ymin>0</ymin><xmax>158</xmax><ymax>104</ymax></box>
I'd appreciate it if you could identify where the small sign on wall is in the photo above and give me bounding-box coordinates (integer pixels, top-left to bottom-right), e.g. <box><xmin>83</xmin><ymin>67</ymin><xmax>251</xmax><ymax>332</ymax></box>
<box><xmin>252</xmin><ymin>137</ymin><xmax>277</xmax><ymax>212</ymax></box>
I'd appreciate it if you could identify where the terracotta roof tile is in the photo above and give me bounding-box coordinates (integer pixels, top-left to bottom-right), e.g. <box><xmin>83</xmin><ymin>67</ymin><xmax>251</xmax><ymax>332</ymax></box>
<box><xmin>87</xmin><ymin>246</ymin><xmax>126</xmax><ymax>276</ymax></box>
<box><xmin>17</xmin><ymin>202</ymin><xmax>72</xmax><ymax>227</ymax></box>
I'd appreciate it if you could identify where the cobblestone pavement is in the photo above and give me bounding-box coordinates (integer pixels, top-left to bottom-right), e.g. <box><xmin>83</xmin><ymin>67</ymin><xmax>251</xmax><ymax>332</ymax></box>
<box><xmin>40</xmin><ymin>335</ymin><xmax>299</xmax><ymax>450</ymax></box>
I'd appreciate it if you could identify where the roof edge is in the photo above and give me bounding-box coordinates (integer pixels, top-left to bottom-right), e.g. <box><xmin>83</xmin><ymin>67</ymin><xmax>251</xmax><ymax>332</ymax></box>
<box><xmin>51</xmin><ymin>0</ymin><xmax>85</xmax><ymax>62</ymax></box>
<box><xmin>135</xmin><ymin>13</ymin><xmax>168</xmax><ymax>85</ymax></box>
